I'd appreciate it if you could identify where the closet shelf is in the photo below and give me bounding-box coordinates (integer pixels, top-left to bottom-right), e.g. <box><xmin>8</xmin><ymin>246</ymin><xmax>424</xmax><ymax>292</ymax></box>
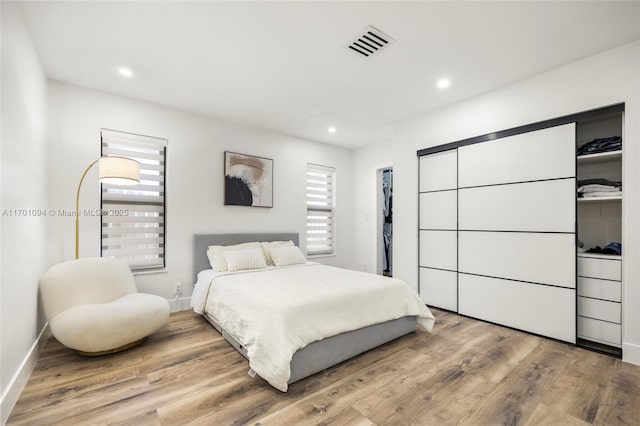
<box><xmin>577</xmin><ymin>252</ymin><xmax>621</xmax><ymax>261</ymax></box>
<box><xmin>577</xmin><ymin>150</ymin><xmax>622</xmax><ymax>164</ymax></box>
<box><xmin>577</xmin><ymin>195</ymin><xmax>622</xmax><ymax>202</ymax></box>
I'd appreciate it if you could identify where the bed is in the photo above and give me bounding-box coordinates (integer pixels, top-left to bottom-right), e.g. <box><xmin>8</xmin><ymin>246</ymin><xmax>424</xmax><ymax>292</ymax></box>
<box><xmin>191</xmin><ymin>233</ymin><xmax>435</xmax><ymax>391</ymax></box>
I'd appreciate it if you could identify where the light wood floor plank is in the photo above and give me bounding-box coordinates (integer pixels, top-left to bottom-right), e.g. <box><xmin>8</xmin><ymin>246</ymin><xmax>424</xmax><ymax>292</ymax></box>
<box><xmin>211</xmin><ymin>347</ymin><xmax>429</xmax><ymax>425</ymax></box>
<box><xmin>8</xmin><ymin>309</ymin><xmax>640</xmax><ymax>426</ymax></box>
<box><xmin>593</xmin><ymin>358</ymin><xmax>640</xmax><ymax>426</ymax></box>
<box><xmin>350</xmin><ymin>322</ymin><xmax>506</xmax><ymax>425</ymax></box>
<box><xmin>523</xmin><ymin>403</ymin><xmax>591</xmax><ymax>426</ymax></box>
<box><xmin>458</xmin><ymin>339</ymin><xmax>571</xmax><ymax>425</ymax></box>
<box><xmin>539</xmin><ymin>347</ymin><xmax>616</xmax><ymax>423</ymax></box>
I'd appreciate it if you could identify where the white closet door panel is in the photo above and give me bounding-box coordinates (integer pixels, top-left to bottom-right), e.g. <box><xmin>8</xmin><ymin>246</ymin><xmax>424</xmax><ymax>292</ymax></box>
<box><xmin>419</xmin><ymin>191</ymin><xmax>457</xmax><ymax>230</ymax></box>
<box><xmin>419</xmin><ymin>150</ymin><xmax>457</xmax><ymax>192</ymax></box>
<box><xmin>459</xmin><ymin>179</ymin><xmax>575</xmax><ymax>232</ymax></box>
<box><xmin>578</xmin><ymin>316</ymin><xmax>621</xmax><ymax>346</ymax></box>
<box><xmin>577</xmin><ymin>297</ymin><xmax>621</xmax><ymax>324</ymax></box>
<box><xmin>420</xmin><ymin>268</ymin><xmax>457</xmax><ymax>311</ymax></box>
<box><xmin>577</xmin><ymin>277</ymin><xmax>621</xmax><ymax>302</ymax></box>
<box><xmin>458</xmin><ymin>123</ymin><xmax>575</xmax><ymax>187</ymax></box>
<box><xmin>459</xmin><ymin>232</ymin><xmax>575</xmax><ymax>288</ymax></box>
<box><xmin>459</xmin><ymin>274</ymin><xmax>575</xmax><ymax>343</ymax></box>
<box><xmin>577</xmin><ymin>257</ymin><xmax>621</xmax><ymax>281</ymax></box>
<box><xmin>420</xmin><ymin>230</ymin><xmax>457</xmax><ymax>271</ymax></box>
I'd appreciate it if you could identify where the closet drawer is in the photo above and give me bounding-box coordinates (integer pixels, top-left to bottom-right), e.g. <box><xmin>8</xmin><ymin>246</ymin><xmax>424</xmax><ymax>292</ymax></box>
<box><xmin>420</xmin><ymin>268</ymin><xmax>457</xmax><ymax>311</ymax></box>
<box><xmin>419</xmin><ymin>150</ymin><xmax>457</xmax><ymax>192</ymax></box>
<box><xmin>459</xmin><ymin>231</ymin><xmax>575</xmax><ymax>288</ymax></box>
<box><xmin>419</xmin><ymin>191</ymin><xmax>457</xmax><ymax>230</ymax></box>
<box><xmin>577</xmin><ymin>257</ymin><xmax>621</xmax><ymax>281</ymax></box>
<box><xmin>458</xmin><ymin>274</ymin><xmax>575</xmax><ymax>343</ymax></box>
<box><xmin>419</xmin><ymin>230</ymin><xmax>457</xmax><ymax>271</ymax></box>
<box><xmin>577</xmin><ymin>277</ymin><xmax>621</xmax><ymax>302</ymax></box>
<box><xmin>578</xmin><ymin>316</ymin><xmax>621</xmax><ymax>346</ymax></box>
<box><xmin>577</xmin><ymin>297</ymin><xmax>620</xmax><ymax>324</ymax></box>
<box><xmin>458</xmin><ymin>178</ymin><xmax>575</xmax><ymax>232</ymax></box>
<box><xmin>458</xmin><ymin>123</ymin><xmax>575</xmax><ymax>187</ymax></box>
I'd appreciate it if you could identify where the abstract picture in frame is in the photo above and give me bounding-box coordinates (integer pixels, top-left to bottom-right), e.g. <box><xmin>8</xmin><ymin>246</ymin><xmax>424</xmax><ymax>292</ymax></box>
<box><xmin>224</xmin><ymin>151</ymin><xmax>273</xmax><ymax>207</ymax></box>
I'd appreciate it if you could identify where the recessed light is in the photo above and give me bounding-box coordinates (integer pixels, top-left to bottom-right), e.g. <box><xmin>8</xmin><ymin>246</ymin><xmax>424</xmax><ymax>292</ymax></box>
<box><xmin>118</xmin><ymin>67</ymin><xmax>133</xmax><ymax>78</ymax></box>
<box><xmin>328</xmin><ymin>127</ymin><xmax>337</xmax><ymax>133</ymax></box>
<box><xmin>436</xmin><ymin>78</ymin><xmax>451</xmax><ymax>89</ymax></box>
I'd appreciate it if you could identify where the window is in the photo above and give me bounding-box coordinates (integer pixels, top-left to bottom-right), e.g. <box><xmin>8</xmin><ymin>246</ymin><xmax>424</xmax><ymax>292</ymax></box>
<box><xmin>101</xmin><ymin>129</ymin><xmax>167</xmax><ymax>271</ymax></box>
<box><xmin>306</xmin><ymin>163</ymin><xmax>335</xmax><ymax>256</ymax></box>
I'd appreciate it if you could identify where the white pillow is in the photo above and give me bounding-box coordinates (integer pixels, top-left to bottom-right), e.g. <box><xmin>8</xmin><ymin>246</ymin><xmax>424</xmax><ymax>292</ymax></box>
<box><xmin>206</xmin><ymin>249</ymin><xmax>218</xmax><ymax>271</ymax></box>
<box><xmin>270</xmin><ymin>245</ymin><xmax>307</xmax><ymax>267</ymax></box>
<box><xmin>207</xmin><ymin>242</ymin><xmax>261</xmax><ymax>271</ymax></box>
<box><xmin>223</xmin><ymin>248</ymin><xmax>267</xmax><ymax>272</ymax></box>
<box><xmin>260</xmin><ymin>240</ymin><xmax>295</xmax><ymax>265</ymax></box>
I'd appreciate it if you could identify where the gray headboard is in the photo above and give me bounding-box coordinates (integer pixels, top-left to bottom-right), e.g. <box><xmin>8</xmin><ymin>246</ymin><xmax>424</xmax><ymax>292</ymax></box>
<box><xmin>193</xmin><ymin>233</ymin><xmax>299</xmax><ymax>280</ymax></box>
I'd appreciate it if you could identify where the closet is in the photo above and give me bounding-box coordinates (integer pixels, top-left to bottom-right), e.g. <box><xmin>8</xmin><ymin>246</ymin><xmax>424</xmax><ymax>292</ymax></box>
<box><xmin>418</xmin><ymin>104</ymin><xmax>624</xmax><ymax>353</ymax></box>
<box><xmin>382</xmin><ymin>169</ymin><xmax>393</xmax><ymax>276</ymax></box>
<box><xmin>576</xmin><ymin>111</ymin><xmax>623</xmax><ymax>355</ymax></box>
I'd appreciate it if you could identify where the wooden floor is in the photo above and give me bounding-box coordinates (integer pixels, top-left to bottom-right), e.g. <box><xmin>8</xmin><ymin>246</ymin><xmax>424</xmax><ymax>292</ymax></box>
<box><xmin>8</xmin><ymin>309</ymin><xmax>640</xmax><ymax>425</ymax></box>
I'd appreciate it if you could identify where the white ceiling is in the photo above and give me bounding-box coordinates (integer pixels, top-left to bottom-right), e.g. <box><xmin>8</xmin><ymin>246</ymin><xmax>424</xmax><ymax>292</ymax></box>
<box><xmin>17</xmin><ymin>1</ymin><xmax>640</xmax><ymax>148</ymax></box>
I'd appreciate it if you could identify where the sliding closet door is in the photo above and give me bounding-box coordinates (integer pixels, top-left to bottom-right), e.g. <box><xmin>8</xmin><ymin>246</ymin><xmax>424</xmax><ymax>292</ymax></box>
<box><xmin>457</xmin><ymin>123</ymin><xmax>577</xmax><ymax>343</ymax></box>
<box><xmin>419</xmin><ymin>149</ymin><xmax>457</xmax><ymax>311</ymax></box>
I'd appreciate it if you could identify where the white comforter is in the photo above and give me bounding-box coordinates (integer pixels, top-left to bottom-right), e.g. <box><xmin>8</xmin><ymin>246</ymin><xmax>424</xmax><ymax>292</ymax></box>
<box><xmin>191</xmin><ymin>263</ymin><xmax>435</xmax><ymax>391</ymax></box>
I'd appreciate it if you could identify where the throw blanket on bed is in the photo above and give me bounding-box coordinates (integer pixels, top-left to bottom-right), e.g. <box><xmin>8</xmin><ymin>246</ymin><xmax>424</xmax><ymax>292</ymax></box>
<box><xmin>192</xmin><ymin>263</ymin><xmax>435</xmax><ymax>391</ymax></box>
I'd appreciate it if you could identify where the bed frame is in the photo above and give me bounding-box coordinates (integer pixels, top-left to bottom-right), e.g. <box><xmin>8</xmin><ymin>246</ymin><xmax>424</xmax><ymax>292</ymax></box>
<box><xmin>193</xmin><ymin>233</ymin><xmax>418</xmax><ymax>386</ymax></box>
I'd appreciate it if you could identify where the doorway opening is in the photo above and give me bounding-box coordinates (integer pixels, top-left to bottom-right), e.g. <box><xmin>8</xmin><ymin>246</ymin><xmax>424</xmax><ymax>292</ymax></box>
<box><xmin>378</xmin><ymin>168</ymin><xmax>393</xmax><ymax>276</ymax></box>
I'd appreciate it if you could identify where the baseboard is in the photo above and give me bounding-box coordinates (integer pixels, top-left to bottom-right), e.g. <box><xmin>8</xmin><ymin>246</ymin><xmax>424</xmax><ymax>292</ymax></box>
<box><xmin>622</xmin><ymin>342</ymin><xmax>640</xmax><ymax>366</ymax></box>
<box><xmin>1</xmin><ymin>324</ymin><xmax>50</xmax><ymax>425</ymax></box>
<box><xmin>169</xmin><ymin>296</ymin><xmax>192</xmax><ymax>313</ymax></box>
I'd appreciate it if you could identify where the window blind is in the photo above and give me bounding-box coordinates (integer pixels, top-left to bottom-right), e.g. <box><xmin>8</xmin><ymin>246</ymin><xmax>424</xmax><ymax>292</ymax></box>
<box><xmin>306</xmin><ymin>163</ymin><xmax>335</xmax><ymax>256</ymax></box>
<box><xmin>101</xmin><ymin>129</ymin><xmax>167</xmax><ymax>271</ymax></box>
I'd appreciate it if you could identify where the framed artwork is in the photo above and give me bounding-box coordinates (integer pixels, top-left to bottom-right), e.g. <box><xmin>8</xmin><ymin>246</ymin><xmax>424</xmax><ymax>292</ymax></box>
<box><xmin>224</xmin><ymin>151</ymin><xmax>273</xmax><ymax>207</ymax></box>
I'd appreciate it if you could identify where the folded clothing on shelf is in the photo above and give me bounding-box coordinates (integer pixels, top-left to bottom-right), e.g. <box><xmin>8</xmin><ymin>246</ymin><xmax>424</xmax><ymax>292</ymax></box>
<box><xmin>578</xmin><ymin>184</ymin><xmax>621</xmax><ymax>193</ymax></box>
<box><xmin>577</xmin><ymin>178</ymin><xmax>621</xmax><ymax>187</ymax></box>
<box><xmin>577</xmin><ymin>178</ymin><xmax>621</xmax><ymax>198</ymax></box>
<box><xmin>577</xmin><ymin>136</ymin><xmax>622</xmax><ymax>156</ymax></box>
<box><xmin>585</xmin><ymin>242</ymin><xmax>622</xmax><ymax>255</ymax></box>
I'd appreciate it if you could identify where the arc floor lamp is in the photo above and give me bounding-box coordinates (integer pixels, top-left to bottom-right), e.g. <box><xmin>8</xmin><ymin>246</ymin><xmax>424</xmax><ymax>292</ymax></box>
<box><xmin>76</xmin><ymin>156</ymin><xmax>140</xmax><ymax>259</ymax></box>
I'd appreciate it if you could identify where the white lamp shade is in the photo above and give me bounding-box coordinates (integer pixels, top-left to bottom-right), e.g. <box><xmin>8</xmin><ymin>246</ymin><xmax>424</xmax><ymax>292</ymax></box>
<box><xmin>98</xmin><ymin>157</ymin><xmax>140</xmax><ymax>186</ymax></box>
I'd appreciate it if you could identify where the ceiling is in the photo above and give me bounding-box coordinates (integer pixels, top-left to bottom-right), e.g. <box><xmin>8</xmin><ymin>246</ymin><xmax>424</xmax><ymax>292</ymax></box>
<box><xmin>16</xmin><ymin>1</ymin><xmax>640</xmax><ymax>148</ymax></box>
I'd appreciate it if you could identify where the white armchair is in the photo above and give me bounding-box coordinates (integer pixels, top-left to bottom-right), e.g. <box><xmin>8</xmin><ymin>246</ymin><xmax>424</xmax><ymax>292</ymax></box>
<box><xmin>40</xmin><ymin>258</ymin><xmax>170</xmax><ymax>355</ymax></box>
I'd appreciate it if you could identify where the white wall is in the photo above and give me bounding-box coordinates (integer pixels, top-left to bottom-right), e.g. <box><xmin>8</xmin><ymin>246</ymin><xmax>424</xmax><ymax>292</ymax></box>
<box><xmin>351</xmin><ymin>140</ymin><xmax>391</xmax><ymax>274</ymax></box>
<box><xmin>46</xmin><ymin>82</ymin><xmax>354</xmax><ymax>300</ymax></box>
<box><xmin>0</xmin><ymin>2</ymin><xmax>50</xmax><ymax>420</ymax></box>
<box><xmin>354</xmin><ymin>40</ymin><xmax>640</xmax><ymax>364</ymax></box>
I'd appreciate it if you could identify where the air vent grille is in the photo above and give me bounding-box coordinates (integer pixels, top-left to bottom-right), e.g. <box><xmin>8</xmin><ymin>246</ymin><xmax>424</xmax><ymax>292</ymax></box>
<box><xmin>346</xmin><ymin>26</ymin><xmax>395</xmax><ymax>58</ymax></box>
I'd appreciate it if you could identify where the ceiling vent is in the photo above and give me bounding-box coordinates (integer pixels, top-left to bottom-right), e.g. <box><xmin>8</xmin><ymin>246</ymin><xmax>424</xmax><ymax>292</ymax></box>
<box><xmin>346</xmin><ymin>26</ymin><xmax>395</xmax><ymax>58</ymax></box>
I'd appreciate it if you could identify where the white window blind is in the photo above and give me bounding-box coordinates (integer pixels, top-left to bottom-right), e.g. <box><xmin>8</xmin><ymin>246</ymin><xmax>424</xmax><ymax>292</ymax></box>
<box><xmin>306</xmin><ymin>163</ymin><xmax>335</xmax><ymax>256</ymax></box>
<box><xmin>101</xmin><ymin>129</ymin><xmax>167</xmax><ymax>271</ymax></box>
